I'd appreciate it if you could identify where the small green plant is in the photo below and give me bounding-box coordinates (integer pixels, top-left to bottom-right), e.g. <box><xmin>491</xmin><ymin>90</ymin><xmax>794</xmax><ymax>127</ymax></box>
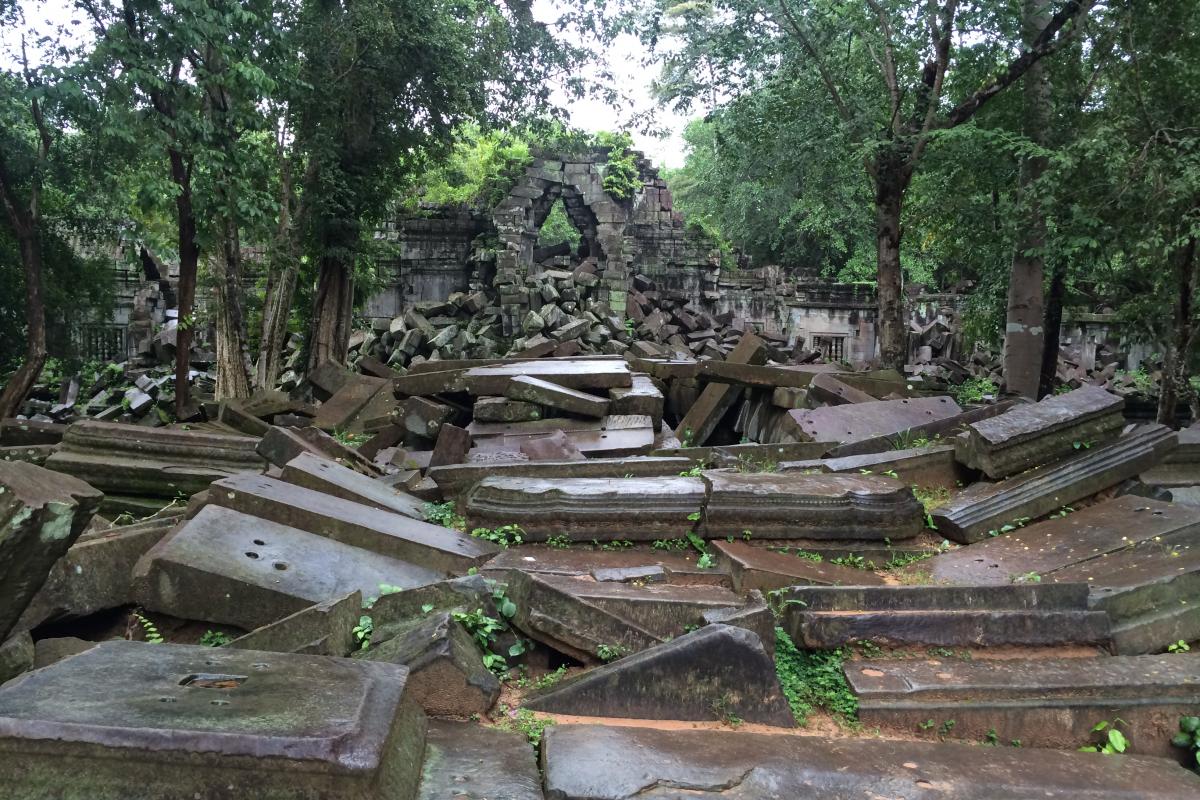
<box><xmin>938</xmin><ymin>719</ymin><xmax>957</xmax><ymax>738</ymax></box>
<box><xmin>1170</xmin><ymin>715</ymin><xmax>1200</xmax><ymax>769</ymax></box>
<box><xmin>545</xmin><ymin>533</ymin><xmax>572</xmax><ymax>549</ymax></box>
<box><xmin>792</xmin><ymin>549</ymin><xmax>823</xmax><ymax>563</ymax></box>
<box><xmin>774</xmin><ymin>628</ymin><xmax>858</xmax><ymax>727</ymax></box>
<box><xmin>856</xmin><ymin>640</ymin><xmax>883</xmax><ymax>658</ymax></box>
<box><xmin>133</xmin><ymin>612</ymin><xmax>164</xmax><ymax>644</ymax></box>
<box><xmin>1168</xmin><ymin>640</ymin><xmax>1191</xmax><ymax>653</ymax></box>
<box><xmin>1080</xmin><ymin>719</ymin><xmax>1129</xmax><ymax>754</ymax></box>
<box><xmin>199</xmin><ymin>630</ymin><xmax>232</xmax><ymax>647</ymax></box>
<box><xmin>495</xmin><ymin>704</ymin><xmax>556</xmax><ymax>747</ymax></box>
<box><xmin>652</xmin><ymin>538</ymin><xmax>689</xmax><ymax>551</ymax></box>
<box><xmin>470</xmin><ymin>523</ymin><xmax>525</xmax><ymax>548</ymax></box>
<box><xmin>686</xmin><ymin>511</ymin><xmax>702</xmax><ymax>522</ymax></box>
<box><xmin>918</xmin><ymin>719</ymin><xmax>936</xmax><ymax>731</ymax></box>
<box><xmin>423</xmin><ymin>501</ymin><xmax>466</xmax><ymax>530</ymax></box>
<box><xmin>1048</xmin><ymin>506</ymin><xmax>1076</xmax><ymax>519</ymax></box>
<box><xmin>696</xmin><ymin>552</ymin><xmax>716</xmax><ymax>569</ymax></box>
<box><xmin>598</xmin><ymin>539</ymin><xmax>634</xmax><ymax>551</ymax></box>
<box><xmin>983</xmin><ymin>728</ymin><xmax>1000</xmax><ymax>746</ymax></box>
<box><xmin>679</xmin><ymin>429</ymin><xmax>696</xmax><ymax>448</ymax></box>
<box><xmin>596</xmin><ymin>643</ymin><xmax>627</xmax><ymax>662</ymax></box>
<box><xmin>711</xmin><ymin>693</ymin><xmax>743</xmax><ymax>727</ymax></box>
<box><xmin>1011</xmin><ymin>571</ymin><xmax>1042</xmax><ymax>584</ymax></box>
<box><xmin>1073</xmin><ymin>440</ymin><xmax>1095</xmax><ymax>450</ymax></box>
<box><xmin>954</xmin><ymin>377</ymin><xmax>998</xmax><ymax>406</ymax></box>
<box><xmin>534</xmin><ymin>666</ymin><xmax>569</xmax><ymax>690</ymax></box>
<box><xmin>831</xmin><ymin>553</ymin><xmax>870</xmax><ymax>570</ymax></box>
<box><xmin>332</xmin><ymin>429</ymin><xmax>371</xmax><ymax>448</ymax></box>
<box><xmin>353</xmin><ymin>615</ymin><xmax>373</xmax><ymax>651</ymax></box>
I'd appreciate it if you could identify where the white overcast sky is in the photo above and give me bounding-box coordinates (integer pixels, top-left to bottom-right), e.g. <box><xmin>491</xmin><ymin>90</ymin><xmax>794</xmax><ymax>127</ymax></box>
<box><xmin>3</xmin><ymin>0</ymin><xmax>698</xmax><ymax>168</ymax></box>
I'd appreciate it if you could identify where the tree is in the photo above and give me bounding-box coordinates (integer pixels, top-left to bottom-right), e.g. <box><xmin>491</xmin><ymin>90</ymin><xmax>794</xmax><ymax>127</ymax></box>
<box><xmin>643</xmin><ymin>0</ymin><xmax>1093</xmax><ymax>369</ymax></box>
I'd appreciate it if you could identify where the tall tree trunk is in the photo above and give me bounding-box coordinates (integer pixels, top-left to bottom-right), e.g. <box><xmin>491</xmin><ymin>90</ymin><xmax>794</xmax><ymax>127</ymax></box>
<box><xmin>308</xmin><ymin>253</ymin><xmax>354</xmax><ymax>369</ymax></box>
<box><xmin>1039</xmin><ymin>260</ymin><xmax>1067</xmax><ymax>397</ymax></box>
<box><xmin>874</xmin><ymin>160</ymin><xmax>908</xmax><ymax>371</ymax></box>
<box><xmin>0</xmin><ymin>231</ymin><xmax>47</xmax><ymax>418</ymax></box>
<box><xmin>213</xmin><ymin>215</ymin><xmax>252</xmax><ymax>400</ymax></box>
<box><xmin>1003</xmin><ymin>0</ymin><xmax>1053</xmax><ymax>399</ymax></box>
<box><xmin>1158</xmin><ymin>235</ymin><xmax>1198</xmax><ymax>426</ymax></box>
<box><xmin>170</xmin><ymin>150</ymin><xmax>200</xmax><ymax>419</ymax></box>
<box><xmin>255</xmin><ymin>154</ymin><xmax>301</xmax><ymax>389</ymax></box>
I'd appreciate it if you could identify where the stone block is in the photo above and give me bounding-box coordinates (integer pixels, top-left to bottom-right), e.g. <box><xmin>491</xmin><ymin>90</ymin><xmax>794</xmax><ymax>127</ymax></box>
<box><xmin>417</xmin><ymin>720</ymin><xmax>541</xmax><ymax>800</ymax></box>
<box><xmin>462</xmin><ymin>359</ymin><xmax>632</xmax><ymax>395</ymax></box>
<box><xmin>702</xmin><ymin>472</ymin><xmax>924</xmax><ymax>541</ymax></box>
<box><xmin>525</xmin><ymin>624</ymin><xmax>793</xmax><ymax>726</ymax></box>
<box><xmin>785</xmin><ymin>445</ymin><xmax>966</xmax><ymax>492</ymax></box>
<box><xmin>429</xmin><ymin>423</ymin><xmax>472</xmax><ymax>468</ymax></box>
<box><xmin>826</xmin><ymin>399</ymin><xmax>1023</xmax><ymax>458</ymax></box>
<box><xmin>208</xmin><ymin>474</ymin><xmax>497</xmax><ymax>574</ymax></box>
<box><xmin>360</xmin><ymin>611</ymin><xmax>499</xmax><ymax>717</ymax></box>
<box><xmin>541</xmin><ymin>724</ymin><xmax>1200</xmax><ymax>799</ymax></box>
<box><xmin>712</xmin><ymin>539</ymin><xmax>885</xmax><ymax>592</ymax></box>
<box><xmin>401</xmin><ymin>396</ymin><xmax>454</xmax><ymax>438</ymax></box>
<box><xmin>473</xmin><ymin>396</ymin><xmax>542</xmax><ymax>423</ymax></box>
<box><xmin>848</xmin><ymin>654</ymin><xmax>1200</xmax><ymax>757</ymax></box>
<box><xmin>280</xmin><ymin>451</ymin><xmax>425</xmax><ymax>520</ymax></box>
<box><xmin>226</xmin><ymin>591</ymin><xmax>361</xmax><ymax>657</ymax></box>
<box><xmin>0</xmin><ymin>631</ymin><xmax>33</xmax><ymax>685</ymax></box>
<box><xmin>258</xmin><ymin>424</ymin><xmax>382</xmax><ymax>476</ymax></box>
<box><xmin>312</xmin><ymin>375</ymin><xmax>390</xmax><ymax>432</ymax></box>
<box><xmin>134</xmin><ymin>505</ymin><xmax>441</xmax><ymax>630</ymax></box>
<box><xmin>674</xmin><ymin>333</ymin><xmax>767</xmax><ymax>447</ymax></box>
<box><xmin>505</xmin><ymin>375</ymin><xmax>610</xmax><ymax>418</ymax></box>
<box><xmin>0</xmin><ymin>462</ymin><xmax>103</xmax><ymax>641</ymax></box>
<box><xmin>788</xmin><ymin>396</ymin><xmax>963</xmax><ymax>444</ymax></box>
<box><xmin>0</xmin><ymin>640</ymin><xmax>428</xmax><ymax>800</ymax></box>
<box><xmin>469</xmin><ymin>415</ymin><xmax>657</xmax><ymax>460</ymax></box>
<box><xmin>957</xmin><ymin>385</ymin><xmax>1126</xmax><ymax>478</ymax></box>
<box><xmin>31</xmin><ymin>636</ymin><xmax>92</xmax><ymax>670</ymax></box>
<box><xmin>608</xmin><ymin>374</ymin><xmax>664</xmax><ymax>430</ymax></box>
<box><xmin>520</xmin><ymin>430</ymin><xmax>586</xmax><ymax>461</ymax></box>
<box><xmin>932</xmin><ymin>425</ymin><xmax>1178</xmax><ymax>543</ymax></box>
<box><xmin>428</xmin><ymin>456</ymin><xmax>691</xmax><ymax>498</ymax></box>
<box><xmin>464</xmin><ymin>476</ymin><xmax>705</xmax><ymax>542</ymax></box>
<box><xmin>808</xmin><ymin>372</ymin><xmax>876</xmax><ymax>405</ymax></box>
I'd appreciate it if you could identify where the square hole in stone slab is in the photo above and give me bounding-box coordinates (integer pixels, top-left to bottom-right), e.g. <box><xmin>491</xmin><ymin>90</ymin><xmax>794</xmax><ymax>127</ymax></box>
<box><xmin>179</xmin><ymin>674</ymin><xmax>248</xmax><ymax>690</ymax></box>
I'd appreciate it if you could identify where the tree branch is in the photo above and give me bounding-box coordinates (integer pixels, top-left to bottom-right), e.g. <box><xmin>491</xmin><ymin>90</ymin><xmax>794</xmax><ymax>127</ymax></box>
<box><xmin>774</xmin><ymin>0</ymin><xmax>853</xmax><ymax>126</ymax></box>
<box><xmin>864</xmin><ymin>0</ymin><xmax>901</xmax><ymax>127</ymax></box>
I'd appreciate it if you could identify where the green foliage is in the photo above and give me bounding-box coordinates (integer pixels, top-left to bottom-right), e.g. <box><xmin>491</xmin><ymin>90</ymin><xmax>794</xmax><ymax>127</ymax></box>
<box><xmin>495</xmin><ymin>705</ymin><xmax>556</xmax><ymax>747</ymax></box>
<box><xmin>1168</xmin><ymin>640</ymin><xmax>1191</xmax><ymax>654</ymax></box>
<box><xmin>596</xmin><ymin>643</ymin><xmax>627</xmax><ymax>662</ymax></box>
<box><xmin>1171</xmin><ymin>716</ymin><xmax>1200</xmax><ymax>770</ymax></box>
<box><xmin>353</xmin><ymin>615</ymin><xmax>373</xmax><ymax>651</ymax></box>
<box><xmin>199</xmin><ymin>630</ymin><xmax>233</xmax><ymax>647</ymax></box>
<box><xmin>774</xmin><ymin>628</ymin><xmax>857</xmax><ymax>726</ymax></box>
<box><xmin>595</xmin><ymin>131</ymin><xmax>641</xmax><ymax>201</ymax></box>
<box><xmin>652</xmin><ymin>538</ymin><xmax>689</xmax><ymax>551</ymax></box>
<box><xmin>423</xmin><ymin>502</ymin><xmax>466</xmax><ymax>531</ymax></box>
<box><xmin>402</xmin><ymin>123</ymin><xmax>533</xmax><ymax>210</ymax></box>
<box><xmin>534</xmin><ymin>666</ymin><xmax>569</xmax><ymax>690</ymax></box>
<box><xmin>545</xmin><ymin>533</ymin><xmax>572</xmax><ymax>549</ymax></box>
<box><xmin>954</xmin><ymin>378</ymin><xmax>998</xmax><ymax>406</ymax></box>
<box><xmin>453</xmin><ymin>608</ymin><xmax>511</xmax><ymax>673</ymax></box>
<box><xmin>1080</xmin><ymin>719</ymin><xmax>1130</xmax><ymax>755</ymax></box>
<box><xmin>470</xmin><ymin>524</ymin><xmax>525</xmax><ymax>549</ymax></box>
<box><xmin>133</xmin><ymin>612</ymin><xmax>164</xmax><ymax>644</ymax></box>
<box><xmin>332</xmin><ymin>430</ymin><xmax>372</xmax><ymax>449</ymax></box>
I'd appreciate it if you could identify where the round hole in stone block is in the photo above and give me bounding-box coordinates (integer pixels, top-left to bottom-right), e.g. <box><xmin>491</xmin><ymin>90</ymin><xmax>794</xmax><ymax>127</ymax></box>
<box><xmin>211</xmin><ymin>699</ymin><xmax>230</xmax><ymax>707</ymax></box>
<box><xmin>251</xmin><ymin>662</ymin><xmax>270</xmax><ymax>670</ymax></box>
<box><xmin>159</xmin><ymin>697</ymin><xmax>176</xmax><ymax>703</ymax></box>
<box><xmin>253</xmin><ymin>539</ymin><xmax>265</xmax><ymax>546</ymax></box>
<box><xmin>273</xmin><ymin>562</ymin><xmax>288</xmax><ymax>571</ymax></box>
<box><xmin>915</xmin><ymin>780</ymin><xmax>933</xmax><ymax>789</ymax></box>
<box><xmin>245</xmin><ymin>552</ymin><xmax>260</xmax><ymax>559</ymax></box>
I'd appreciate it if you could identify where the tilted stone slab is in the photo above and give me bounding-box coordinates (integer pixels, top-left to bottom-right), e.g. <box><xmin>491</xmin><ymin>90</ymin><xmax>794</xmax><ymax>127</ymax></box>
<box><xmin>45</xmin><ymin>420</ymin><xmax>264</xmax><ymax>498</ymax></box>
<box><xmin>780</xmin><ymin>583</ymin><xmax>1110</xmax><ymax>649</ymax></box>
<box><xmin>674</xmin><ymin>333</ymin><xmax>767</xmax><ymax>446</ymax></box>
<box><xmin>525</xmin><ymin>624</ymin><xmax>793</xmax><ymax>726</ymax></box>
<box><xmin>360</xmin><ymin>611</ymin><xmax>499</xmax><ymax>717</ymax></box>
<box><xmin>209</xmin><ymin>474</ymin><xmax>497</xmax><ymax>574</ymax></box>
<box><xmin>1141</xmin><ymin>424</ymin><xmax>1200</xmax><ymax>487</ymax></box>
<box><xmin>541</xmin><ymin>723</ymin><xmax>1200</xmax><ymax>799</ymax></box>
<box><xmin>650</xmin><ymin>440</ymin><xmax>834</xmax><ymax>464</ymax></box>
<box><xmin>926</xmin><ymin>496</ymin><xmax>1200</xmax><ymax>585</ymax></box>
<box><xmin>464</xmin><ymin>476</ymin><xmax>705</xmax><ymax>542</ymax></box>
<box><xmin>700</xmin><ymin>590</ymin><xmax>777</xmax><ymax>658</ymax></box>
<box><xmin>472</xmin><ymin>396</ymin><xmax>542</xmax><ymax>423</ymax></box>
<box><xmin>226</xmin><ymin>591</ymin><xmax>361</xmax><ymax>657</ymax></box>
<box><xmin>1051</xmin><ymin>533</ymin><xmax>1200</xmax><ymax>654</ymax></box>
<box><xmin>0</xmin><ymin>462</ymin><xmax>103</xmax><ymax>641</ymax></box>
<box><xmin>468</xmin><ymin>415</ymin><xmax>657</xmax><ymax>460</ymax></box>
<box><xmin>712</xmin><ymin>539</ymin><xmax>885</xmax><ymax>591</ymax></box>
<box><xmin>608</xmin><ymin>374</ymin><xmax>664</xmax><ymax>430</ymax></box>
<box><xmin>280</xmin><ymin>451</ymin><xmax>425</xmax><ymax>519</ymax></box>
<box><xmin>505</xmin><ymin>375</ymin><xmax>610</xmax><ymax>418</ymax></box>
<box><xmin>957</xmin><ymin>385</ymin><xmax>1126</xmax><ymax>478</ymax></box>
<box><xmin>312</xmin><ymin>375</ymin><xmax>390</xmax><ymax>432</ymax></box>
<box><xmin>257</xmin><ymin>425</ymin><xmax>381</xmax><ymax>477</ymax></box>
<box><xmin>781</xmin><ymin>445</ymin><xmax>966</xmax><ymax>491</ymax></box>
<box><xmin>0</xmin><ymin>640</ymin><xmax>427</xmax><ymax>800</ymax></box>
<box><xmin>463</xmin><ymin>360</ymin><xmax>632</xmax><ymax>395</ymax></box>
<box><xmin>807</xmin><ymin>372</ymin><xmax>876</xmax><ymax>405</ymax></box>
<box><xmin>932</xmin><ymin>425</ymin><xmax>1179</xmax><ymax>543</ymax></box>
<box><xmin>848</xmin><ymin>654</ymin><xmax>1200</xmax><ymax>757</ymax></box>
<box><xmin>18</xmin><ymin>511</ymin><xmax>182</xmax><ymax>631</ymax></box>
<box><xmin>788</xmin><ymin>396</ymin><xmax>963</xmax><ymax>444</ymax></box>
<box><xmin>481</xmin><ymin>547</ymin><xmax>731</xmax><ymax>587</ymax></box>
<box><xmin>506</xmin><ymin>571</ymin><xmax>663</xmax><ymax>663</ymax></box>
<box><xmin>417</xmin><ymin>720</ymin><xmax>541</xmax><ymax>800</ymax></box>
<box><xmin>702</xmin><ymin>472</ymin><xmax>924</xmax><ymax>541</ymax></box>
<box><xmin>825</xmin><ymin>399</ymin><xmax>1023</xmax><ymax>458</ymax></box>
<box><xmin>133</xmin><ymin>505</ymin><xmax>441</xmax><ymax>630</ymax></box>
<box><xmin>369</xmin><ymin>575</ymin><xmax>494</xmax><ymax>641</ymax></box>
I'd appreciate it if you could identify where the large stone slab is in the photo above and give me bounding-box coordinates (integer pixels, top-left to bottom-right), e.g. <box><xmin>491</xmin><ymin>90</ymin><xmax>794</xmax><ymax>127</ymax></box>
<box><xmin>932</xmin><ymin>425</ymin><xmax>1179</xmax><ymax>543</ymax></box>
<box><xmin>464</xmin><ymin>476</ymin><xmax>705</xmax><ymax>542</ymax></box>
<box><xmin>712</xmin><ymin>539</ymin><xmax>885</xmax><ymax>591</ymax></box>
<box><xmin>312</xmin><ymin>375</ymin><xmax>390</xmax><ymax>432</ymax></box>
<box><xmin>257</xmin><ymin>424</ymin><xmax>382</xmax><ymax>476</ymax></box>
<box><xmin>807</xmin><ymin>372</ymin><xmax>876</xmax><ymax>405</ymax></box>
<box><xmin>1142</xmin><ymin>424</ymin><xmax>1200</xmax><ymax>487</ymax></box>
<box><xmin>468</xmin><ymin>415</ymin><xmax>657</xmax><ymax>459</ymax></box>
<box><xmin>848</xmin><ymin>654</ymin><xmax>1200</xmax><ymax>757</ymax></box>
<box><xmin>360</xmin><ymin>611</ymin><xmax>499</xmax><ymax>717</ymax></box>
<box><xmin>608</xmin><ymin>374</ymin><xmax>664</xmax><ymax>430</ymax></box>
<box><xmin>226</xmin><ymin>591</ymin><xmax>361</xmax><ymax>657</ymax></box>
<box><xmin>0</xmin><ymin>640</ymin><xmax>427</xmax><ymax>799</ymax></box>
<box><xmin>525</xmin><ymin>624</ymin><xmax>793</xmax><ymax>726</ymax></box>
<box><xmin>957</xmin><ymin>385</ymin><xmax>1125</xmax><ymax>478</ymax></box>
<box><xmin>463</xmin><ymin>360</ymin><xmax>632</xmax><ymax>395</ymax></box>
<box><xmin>0</xmin><ymin>462</ymin><xmax>103</xmax><ymax>641</ymax></box>
<box><xmin>417</xmin><ymin>720</ymin><xmax>542</xmax><ymax>800</ymax></box>
<box><xmin>788</xmin><ymin>396</ymin><xmax>963</xmax><ymax>444</ymax></box>
<box><xmin>46</xmin><ymin>420</ymin><xmax>264</xmax><ymax>498</ymax></box>
<box><xmin>505</xmin><ymin>375</ymin><xmax>610</xmax><ymax>418</ymax></box>
<box><xmin>825</xmin><ymin>399</ymin><xmax>1023</xmax><ymax>457</ymax></box>
<box><xmin>541</xmin><ymin>723</ymin><xmax>1200</xmax><ymax>799</ymax></box>
<box><xmin>674</xmin><ymin>333</ymin><xmax>767</xmax><ymax>446</ymax></box>
<box><xmin>702</xmin><ymin>472</ymin><xmax>924</xmax><ymax>540</ymax></box>
<box><xmin>17</xmin><ymin>511</ymin><xmax>181</xmax><ymax>631</ymax></box>
<box><xmin>134</xmin><ymin>505</ymin><xmax>441</xmax><ymax>630</ymax></box>
<box><xmin>209</xmin><ymin>474</ymin><xmax>497</xmax><ymax>573</ymax></box>
<box><xmin>926</xmin><ymin>496</ymin><xmax>1200</xmax><ymax>585</ymax></box>
<box><xmin>780</xmin><ymin>583</ymin><xmax>1110</xmax><ymax>649</ymax></box>
<box><xmin>506</xmin><ymin>571</ymin><xmax>663</xmax><ymax>662</ymax></box>
<box><xmin>782</xmin><ymin>445</ymin><xmax>966</xmax><ymax>491</ymax></box>
<box><xmin>481</xmin><ymin>547</ymin><xmax>731</xmax><ymax>587</ymax></box>
<box><xmin>280</xmin><ymin>451</ymin><xmax>425</xmax><ymax>519</ymax></box>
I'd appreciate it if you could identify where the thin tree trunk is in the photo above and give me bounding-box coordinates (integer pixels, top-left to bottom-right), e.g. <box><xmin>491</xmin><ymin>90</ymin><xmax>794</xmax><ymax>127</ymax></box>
<box><xmin>1039</xmin><ymin>260</ymin><xmax>1066</xmax><ymax>397</ymax></box>
<box><xmin>1003</xmin><ymin>0</ymin><xmax>1053</xmax><ymax>399</ymax></box>
<box><xmin>0</xmin><ymin>231</ymin><xmax>47</xmax><ymax>418</ymax></box>
<box><xmin>874</xmin><ymin>163</ymin><xmax>907</xmax><ymax>370</ymax></box>
<box><xmin>255</xmin><ymin>153</ymin><xmax>301</xmax><ymax>389</ymax></box>
<box><xmin>169</xmin><ymin>149</ymin><xmax>200</xmax><ymax>419</ymax></box>
<box><xmin>308</xmin><ymin>253</ymin><xmax>354</xmax><ymax>369</ymax></box>
<box><xmin>1158</xmin><ymin>235</ymin><xmax>1198</xmax><ymax>426</ymax></box>
<box><xmin>213</xmin><ymin>215</ymin><xmax>252</xmax><ymax>400</ymax></box>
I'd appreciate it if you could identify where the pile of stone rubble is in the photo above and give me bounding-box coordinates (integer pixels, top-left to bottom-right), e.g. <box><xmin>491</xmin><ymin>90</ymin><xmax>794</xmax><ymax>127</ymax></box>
<box><xmin>2</xmin><ymin>343</ymin><xmax>1200</xmax><ymax>798</ymax></box>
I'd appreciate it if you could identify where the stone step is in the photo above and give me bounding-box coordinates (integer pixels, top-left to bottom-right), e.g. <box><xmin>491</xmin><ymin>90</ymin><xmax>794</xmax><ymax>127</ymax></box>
<box><xmin>792</xmin><ymin>608</ymin><xmax>1111</xmax><ymax>648</ymax></box>
<box><xmin>0</xmin><ymin>640</ymin><xmax>428</xmax><ymax>800</ymax></box>
<box><xmin>133</xmin><ymin>505</ymin><xmax>442</xmax><ymax>630</ymax></box>
<box><xmin>209</xmin><ymin>473</ymin><xmax>497</xmax><ymax>574</ymax></box>
<box><xmin>712</xmin><ymin>539</ymin><xmax>886</xmax><ymax>591</ymax></box>
<box><xmin>540</xmin><ymin>723</ymin><xmax>1200</xmax><ymax>799</ymax></box>
<box><xmin>524</xmin><ymin>624</ymin><xmax>793</xmax><ymax>726</ymax></box>
<box><xmin>847</xmin><ymin>654</ymin><xmax>1200</xmax><ymax>757</ymax></box>
<box><xmin>779</xmin><ymin>582</ymin><xmax>1093</xmax><ymax>612</ymax></box>
<box><xmin>931</xmin><ymin>424</ymin><xmax>1178</xmax><ymax>543</ymax></box>
<box><xmin>505</xmin><ymin>375</ymin><xmax>610</xmax><ymax>418</ymax></box>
